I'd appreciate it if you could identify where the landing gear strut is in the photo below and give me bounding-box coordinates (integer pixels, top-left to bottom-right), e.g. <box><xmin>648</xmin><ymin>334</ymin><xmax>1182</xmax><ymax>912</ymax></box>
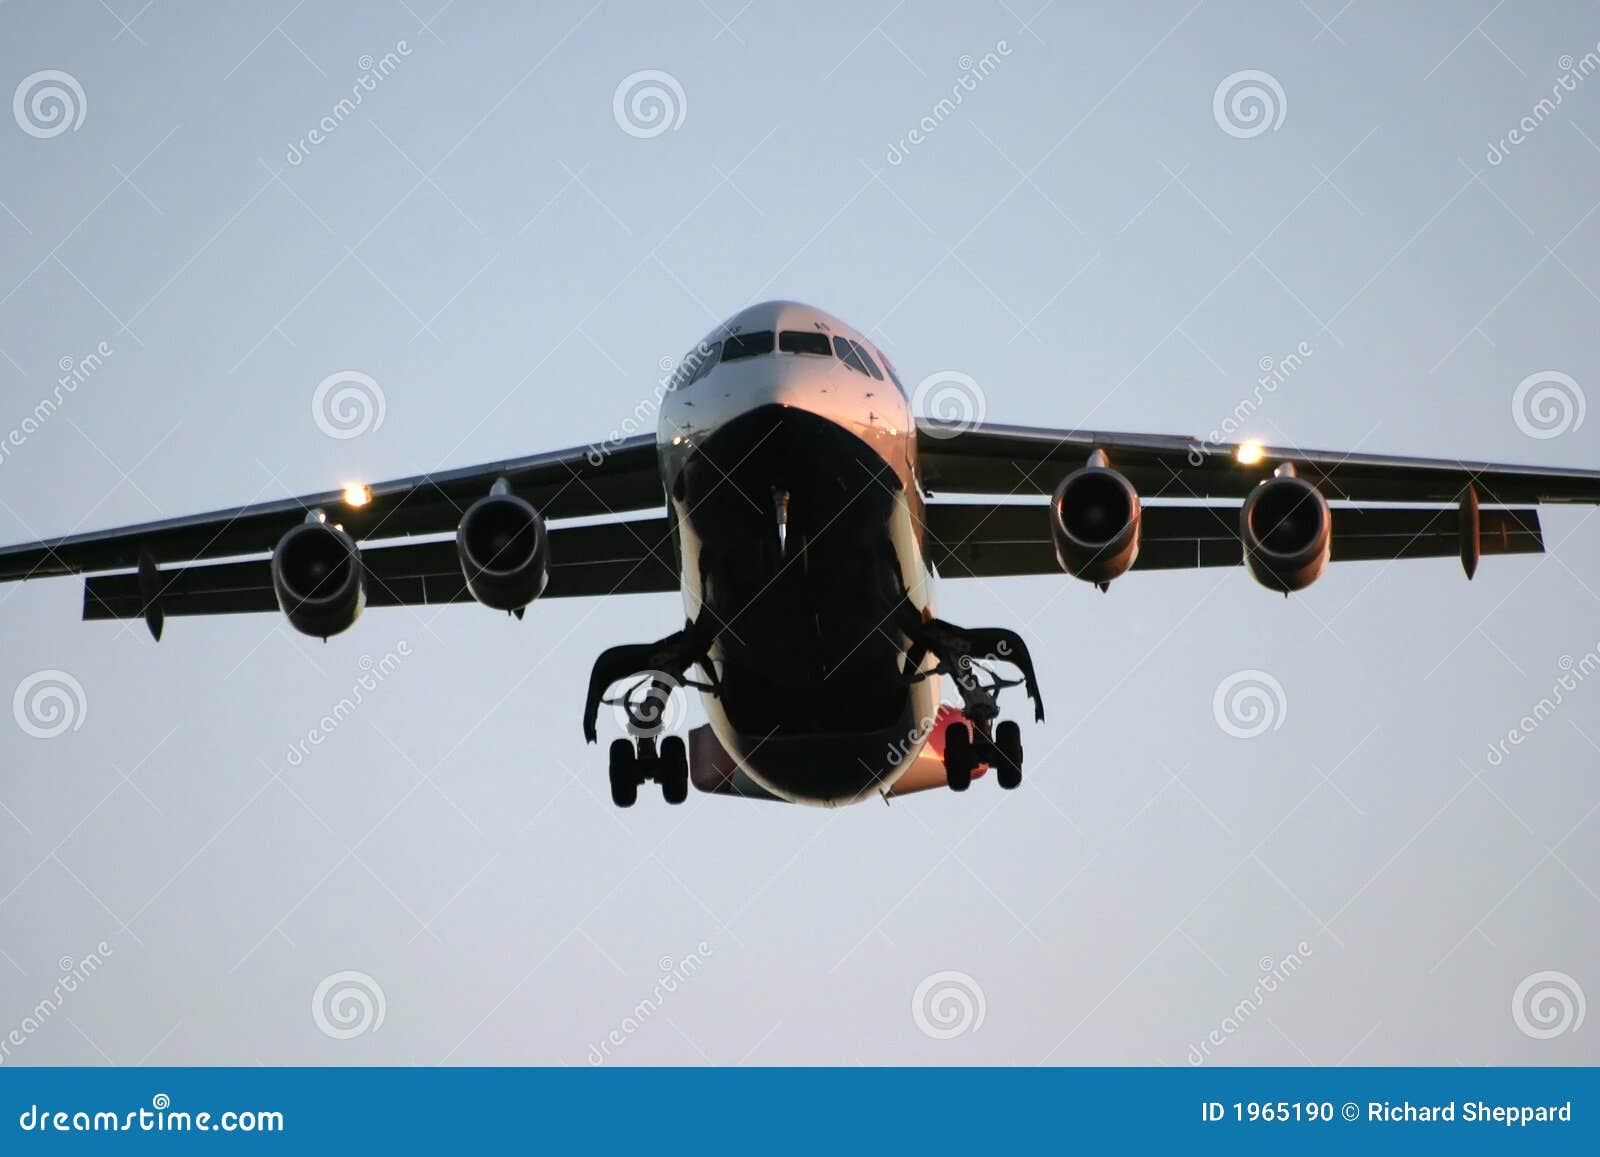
<box><xmin>899</xmin><ymin>608</ymin><xmax>1043</xmax><ymax>793</ymax></box>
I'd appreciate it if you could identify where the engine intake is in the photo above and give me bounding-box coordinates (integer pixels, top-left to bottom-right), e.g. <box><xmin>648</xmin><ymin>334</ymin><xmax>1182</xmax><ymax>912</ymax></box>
<box><xmin>457</xmin><ymin>483</ymin><xmax>548</xmax><ymax>612</ymax></box>
<box><xmin>1050</xmin><ymin>453</ymin><xmax>1141</xmax><ymax>584</ymax></box>
<box><xmin>1240</xmin><ymin>467</ymin><xmax>1330</xmax><ymax>592</ymax></box>
<box><xmin>272</xmin><ymin>518</ymin><xmax>366</xmax><ymax>638</ymax></box>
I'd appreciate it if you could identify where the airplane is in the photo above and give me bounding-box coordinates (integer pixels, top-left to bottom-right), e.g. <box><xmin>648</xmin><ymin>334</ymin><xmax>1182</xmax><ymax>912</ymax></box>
<box><xmin>1</xmin><ymin>300</ymin><xmax>1594</xmax><ymax>809</ymax></box>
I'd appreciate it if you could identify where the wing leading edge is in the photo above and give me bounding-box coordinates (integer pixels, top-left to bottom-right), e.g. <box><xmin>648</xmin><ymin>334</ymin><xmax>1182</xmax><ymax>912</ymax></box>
<box><xmin>917</xmin><ymin>420</ymin><xmax>1577</xmax><ymax>581</ymax></box>
<box><xmin>0</xmin><ymin>436</ymin><xmax>675</xmax><ymax>627</ymax></box>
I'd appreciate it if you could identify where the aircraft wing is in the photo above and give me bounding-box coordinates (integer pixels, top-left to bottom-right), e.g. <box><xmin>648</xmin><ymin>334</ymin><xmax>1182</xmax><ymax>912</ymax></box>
<box><xmin>916</xmin><ymin>419</ymin><xmax>1600</xmax><ymax>579</ymax></box>
<box><xmin>0</xmin><ymin>435</ymin><xmax>675</xmax><ymax>631</ymax></box>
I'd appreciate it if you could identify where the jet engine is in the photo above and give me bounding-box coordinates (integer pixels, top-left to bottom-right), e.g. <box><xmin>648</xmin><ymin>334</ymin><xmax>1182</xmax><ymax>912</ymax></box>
<box><xmin>1240</xmin><ymin>465</ymin><xmax>1331</xmax><ymax>592</ymax></box>
<box><xmin>456</xmin><ymin>481</ymin><xmax>549</xmax><ymax>612</ymax></box>
<box><xmin>1050</xmin><ymin>450</ymin><xmax>1141</xmax><ymax>584</ymax></box>
<box><xmin>272</xmin><ymin>517</ymin><xmax>366</xmax><ymax>638</ymax></box>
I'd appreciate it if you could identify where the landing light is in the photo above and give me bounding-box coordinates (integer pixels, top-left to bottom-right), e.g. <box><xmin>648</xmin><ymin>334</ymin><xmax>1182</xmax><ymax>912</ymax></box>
<box><xmin>1236</xmin><ymin>441</ymin><xmax>1265</xmax><ymax>466</ymax></box>
<box><xmin>343</xmin><ymin>483</ymin><xmax>372</xmax><ymax>508</ymax></box>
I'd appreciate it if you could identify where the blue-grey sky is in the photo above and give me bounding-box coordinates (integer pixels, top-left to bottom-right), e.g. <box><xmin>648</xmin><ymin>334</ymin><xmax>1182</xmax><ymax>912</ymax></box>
<box><xmin>1</xmin><ymin>0</ymin><xmax>1598</xmax><ymax>1065</ymax></box>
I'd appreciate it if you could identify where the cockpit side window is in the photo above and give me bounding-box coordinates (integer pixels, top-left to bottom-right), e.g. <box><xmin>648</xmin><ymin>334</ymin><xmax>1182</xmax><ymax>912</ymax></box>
<box><xmin>850</xmin><ymin>339</ymin><xmax>884</xmax><ymax>381</ymax></box>
<box><xmin>683</xmin><ymin>341</ymin><xmax>720</xmax><ymax>386</ymax></box>
<box><xmin>833</xmin><ymin>335</ymin><xmax>870</xmax><ymax>376</ymax></box>
<box><xmin>721</xmin><ymin>331</ymin><xmax>775</xmax><ymax>361</ymax></box>
<box><xmin>778</xmin><ymin>330</ymin><xmax>831</xmax><ymax>356</ymax></box>
<box><xmin>880</xmin><ymin>355</ymin><xmax>906</xmax><ymax>392</ymax></box>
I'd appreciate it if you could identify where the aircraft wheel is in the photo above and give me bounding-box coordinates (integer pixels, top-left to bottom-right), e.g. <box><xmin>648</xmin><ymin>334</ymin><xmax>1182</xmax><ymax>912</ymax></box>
<box><xmin>659</xmin><ymin>735</ymin><xmax>689</xmax><ymax>805</ymax></box>
<box><xmin>944</xmin><ymin>720</ymin><xmax>974</xmax><ymax>792</ymax></box>
<box><xmin>608</xmin><ymin>739</ymin><xmax>638</xmax><ymax>808</ymax></box>
<box><xmin>994</xmin><ymin>720</ymin><xmax>1023</xmax><ymax>790</ymax></box>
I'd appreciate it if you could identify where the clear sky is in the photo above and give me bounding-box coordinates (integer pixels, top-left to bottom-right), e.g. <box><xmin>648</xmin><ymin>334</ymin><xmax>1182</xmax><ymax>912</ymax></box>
<box><xmin>1</xmin><ymin>0</ymin><xmax>1597</xmax><ymax>1065</ymax></box>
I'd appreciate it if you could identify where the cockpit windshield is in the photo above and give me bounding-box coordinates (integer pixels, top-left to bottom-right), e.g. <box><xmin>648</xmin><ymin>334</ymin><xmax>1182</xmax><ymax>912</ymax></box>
<box><xmin>721</xmin><ymin>331</ymin><xmax>775</xmax><ymax>361</ymax></box>
<box><xmin>779</xmin><ymin>330</ymin><xmax>831</xmax><ymax>356</ymax></box>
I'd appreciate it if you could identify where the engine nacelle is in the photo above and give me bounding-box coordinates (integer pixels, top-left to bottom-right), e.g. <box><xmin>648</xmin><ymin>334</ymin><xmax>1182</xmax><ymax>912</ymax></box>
<box><xmin>1050</xmin><ymin>455</ymin><xmax>1142</xmax><ymax>584</ymax></box>
<box><xmin>456</xmin><ymin>485</ymin><xmax>549</xmax><ymax>612</ymax></box>
<box><xmin>1240</xmin><ymin>468</ymin><xmax>1331</xmax><ymax>592</ymax></box>
<box><xmin>272</xmin><ymin>518</ymin><xmax>366</xmax><ymax>638</ymax></box>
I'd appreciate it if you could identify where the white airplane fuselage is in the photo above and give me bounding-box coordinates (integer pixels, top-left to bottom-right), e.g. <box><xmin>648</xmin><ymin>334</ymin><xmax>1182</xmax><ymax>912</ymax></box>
<box><xmin>657</xmin><ymin>301</ymin><xmax>940</xmax><ymax>806</ymax></box>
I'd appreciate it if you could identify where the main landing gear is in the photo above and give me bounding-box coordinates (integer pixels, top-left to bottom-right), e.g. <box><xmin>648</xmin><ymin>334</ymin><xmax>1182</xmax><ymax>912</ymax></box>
<box><xmin>900</xmin><ymin>609</ymin><xmax>1044</xmax><ymax>795</ymax></box>
<box><xmin>585</xmin><ymin>623</ymin><xmax>716</xmax><ymax>809</ymax></box>
<box><xmin>608</xmin><ymin>734</ymin><xmax>689</xmax><ymax>808</ymax></box>
<box><xmin>944</xmin><ymin>717</ymin><xmax>1024</xmax><ymax>792</ymax></box>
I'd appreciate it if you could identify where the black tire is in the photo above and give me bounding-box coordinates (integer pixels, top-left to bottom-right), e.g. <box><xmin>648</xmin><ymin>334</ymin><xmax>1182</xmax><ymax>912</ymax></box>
<box><xmin>994</xmin><ymin>720</ymin><xmax>1023</xmax><ymax>790</ymax></box>
<box><xmin>944</xmin><ymin>720</ymin><xmax>973</xmax><ymax>792</ymax></box>
<box><xmin>609</xmin><ymin>739</ymin><xmax>638</xmax><ymax>808</ymax></box>
<box><xmin>660</xmin><ymin>735</ymin><xmax>689</xmax><ymax>805</ymax></box>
